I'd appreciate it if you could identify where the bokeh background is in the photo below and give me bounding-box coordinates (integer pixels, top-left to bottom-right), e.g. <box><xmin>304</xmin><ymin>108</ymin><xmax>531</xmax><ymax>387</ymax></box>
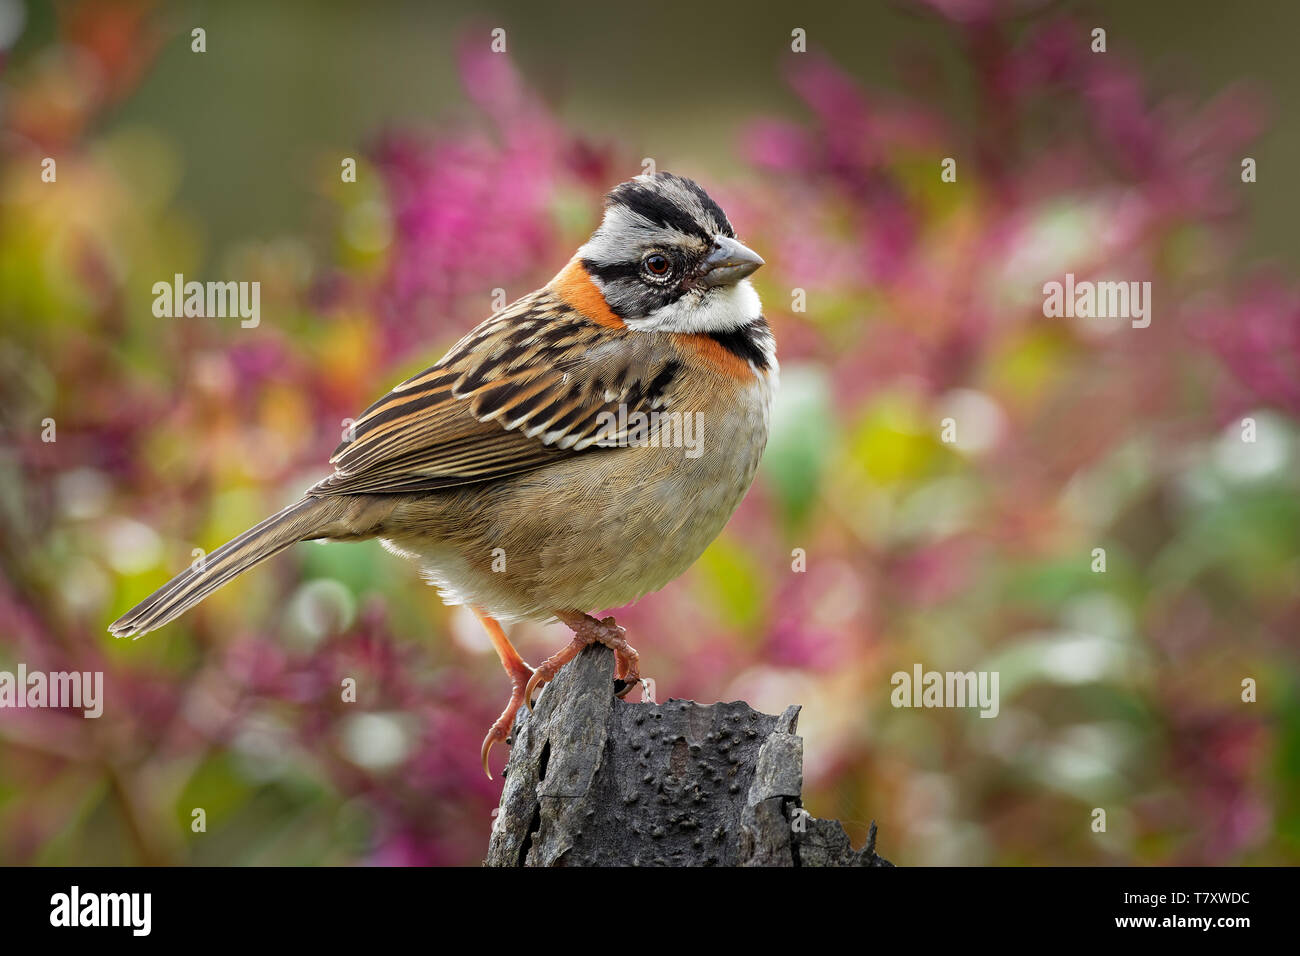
<box><xmin>3</xmin><ymin>0</ymin><xmax>1299</xmax><ymax>865</ymax></box>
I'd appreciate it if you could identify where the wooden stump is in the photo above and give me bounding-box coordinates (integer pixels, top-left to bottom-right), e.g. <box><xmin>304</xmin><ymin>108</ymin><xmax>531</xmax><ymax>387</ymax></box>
<box><xmin>485</xmin><ymin>643</ymin><xmax>892</xmax><ymax>867</ymax></box>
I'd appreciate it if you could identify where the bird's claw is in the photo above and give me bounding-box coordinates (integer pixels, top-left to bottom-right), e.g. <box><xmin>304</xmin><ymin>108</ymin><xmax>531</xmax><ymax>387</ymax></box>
<box><xmin>481</xmin><ymin>665</ymin><xmax>533</xmax><ymax>780</ymax></box>
<box><xmin>481</xmin><ymin>725</ymin><xmax>508</xmax><ymax>781</ymax></box>
<box><xmin>523</xmin><ymin>666</ymin><xmax>546</xmax><ymax>713</ymax></box>
<box><xmin>523</xmin><ymin>633</ymin><xmax>588</xmax><ymax>712</ymax></box>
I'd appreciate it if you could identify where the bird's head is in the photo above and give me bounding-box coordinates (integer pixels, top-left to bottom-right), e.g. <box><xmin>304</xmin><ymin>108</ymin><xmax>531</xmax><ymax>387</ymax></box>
<box><xmin>571</xmin><ymin>172</ymin><xmax>764</xmax><ymax>334</ymax></box>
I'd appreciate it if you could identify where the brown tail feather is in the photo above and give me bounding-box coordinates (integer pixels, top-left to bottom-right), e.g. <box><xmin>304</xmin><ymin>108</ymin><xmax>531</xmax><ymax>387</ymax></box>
<box><xmin>108</xmin><ymin>497</ymin><xmax>347</xmax><ymax>639</ymax></box>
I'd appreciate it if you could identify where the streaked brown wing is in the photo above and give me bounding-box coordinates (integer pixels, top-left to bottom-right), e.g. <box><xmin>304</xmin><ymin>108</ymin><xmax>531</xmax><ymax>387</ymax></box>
<box><xmin>307</xmin><ymin>290</ymin><xmax>682</xmax><ymax>497</ymax></box>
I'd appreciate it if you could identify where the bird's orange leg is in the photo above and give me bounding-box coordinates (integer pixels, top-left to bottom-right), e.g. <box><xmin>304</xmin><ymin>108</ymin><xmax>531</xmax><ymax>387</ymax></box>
<box><xmin>474</xmin><ymin>607</ymin><xmax>534</xmax><ymax>780</ymax></box>
<box><xmin>524</xmin><ymin>611</ymin><xmax>642</xmax><ymax>710</ymax></box>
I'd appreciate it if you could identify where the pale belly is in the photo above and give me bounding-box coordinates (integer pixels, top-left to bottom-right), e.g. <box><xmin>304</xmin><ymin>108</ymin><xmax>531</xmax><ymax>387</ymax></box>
<box><xmin>380</xmin><ymin>380</ymin><xmax>773</xmax><ymax>622</ymax></box>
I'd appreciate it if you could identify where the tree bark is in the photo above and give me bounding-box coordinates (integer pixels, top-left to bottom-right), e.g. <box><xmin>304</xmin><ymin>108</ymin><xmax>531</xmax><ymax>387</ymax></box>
<box><xmin>485</xmin><ymin>643</ymin><xmax>892</xmax><ymax>867</ymax></box>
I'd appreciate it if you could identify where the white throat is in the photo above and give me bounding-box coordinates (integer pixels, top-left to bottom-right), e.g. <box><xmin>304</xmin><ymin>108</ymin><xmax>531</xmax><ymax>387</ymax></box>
<box><xmin>624</xmin><ymin>279</ymin><xmax>762</xmax><ymax>334</ymax></box>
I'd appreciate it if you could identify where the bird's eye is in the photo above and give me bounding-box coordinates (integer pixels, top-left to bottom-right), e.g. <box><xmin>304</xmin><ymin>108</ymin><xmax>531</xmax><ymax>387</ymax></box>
<box><xmin>643</xmin><ymin>254</ymin><xmax>670</xmax><ymax>276</ymax></box>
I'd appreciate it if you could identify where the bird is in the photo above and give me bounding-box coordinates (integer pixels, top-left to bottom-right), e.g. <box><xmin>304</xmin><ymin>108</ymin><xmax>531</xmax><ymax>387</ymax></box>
<box><xmin>109</xmin><ymin>171</ymin><xmax>778</xmax><ymax>778</ymax></box>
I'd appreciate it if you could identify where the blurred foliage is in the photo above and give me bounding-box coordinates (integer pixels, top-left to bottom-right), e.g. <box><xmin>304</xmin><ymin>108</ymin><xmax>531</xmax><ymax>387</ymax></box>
<box><xmin>1</xmin><ymin>0</ymin><xmax>1298</xmax><ymax>865</ymax></box>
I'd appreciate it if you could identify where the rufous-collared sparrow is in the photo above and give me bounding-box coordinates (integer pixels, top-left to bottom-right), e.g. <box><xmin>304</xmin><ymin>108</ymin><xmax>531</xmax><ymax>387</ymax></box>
<box><xmin>110</xmin><ymin>172</ymin><xmax>778</xmax><ymax>777</ymax></box>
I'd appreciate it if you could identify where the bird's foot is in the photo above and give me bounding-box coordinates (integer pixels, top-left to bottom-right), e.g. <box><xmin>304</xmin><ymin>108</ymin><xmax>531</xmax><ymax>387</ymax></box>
<box><xmin>526</xmin><ymin>613</ymin><xmax>642</xmax><ymax>709</ymax></box>
<box><xmin>608</xmin><ymin>622</ymin><xmax>641</xmax><ymax>698</ymax></box>
<box><xmin>480</xmin><ymin>654</ymin><xmax>534</xmax><ymax>781</ymax></box>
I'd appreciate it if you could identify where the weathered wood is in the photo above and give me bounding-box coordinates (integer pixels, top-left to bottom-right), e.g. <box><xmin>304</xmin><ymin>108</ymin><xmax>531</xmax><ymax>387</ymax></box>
<box><xmin>485</xmin><ymin>643</ymin><xmax>892</xmax><ymax>867</ymax></box>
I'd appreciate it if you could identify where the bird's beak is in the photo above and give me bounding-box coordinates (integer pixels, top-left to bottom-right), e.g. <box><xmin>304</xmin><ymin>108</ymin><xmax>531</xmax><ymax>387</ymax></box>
<box><xmin>697</xmin><ymin>236</ymin><xmax>765</xmax><ymax>287</ymax></box>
